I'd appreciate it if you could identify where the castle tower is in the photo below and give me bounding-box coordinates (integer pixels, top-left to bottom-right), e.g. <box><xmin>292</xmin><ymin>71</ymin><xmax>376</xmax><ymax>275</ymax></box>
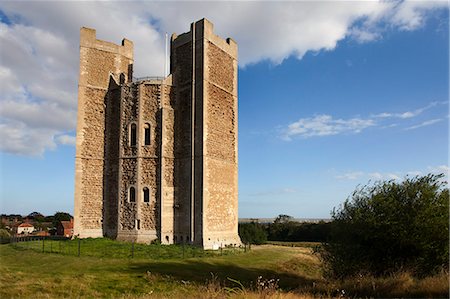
<box><xmin>73</xmin><ymin>28</ymin><xmax>133</xmax><ymax>238</ymax></box>
<box><xmin>170</xmin><ymin>19</ymin><xmax>240</xmax><ymax>248</ymax></box>
<box><xmin>73</xmin><ymin>19</ymin><xmax>240</xmax><ymax>249</ymax></box>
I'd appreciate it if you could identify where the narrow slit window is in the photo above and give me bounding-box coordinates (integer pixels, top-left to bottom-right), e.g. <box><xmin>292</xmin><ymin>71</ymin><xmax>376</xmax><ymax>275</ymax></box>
<box><xmin>130</xmin><ymin>123</ymin><xmax>137</xmax><ymax>146</ymax></box>
<box><xmin>143</xmin><ymin>187</ymin><xmax>150</xmax><ymax>203</ymax></box>
<box><xmin>144</xmin><ymin>123</ymin><xmax>151</xmax><ymax>145</ymax></box>
<box><xmin>129</xmin><ymin>186</ymin><xmax>136</xmax><ymax>203</ymax></box>
<box><xmin>136</xmin><ymin>219</ymin><xmax>140</xmax><ymax>230</ymax></box>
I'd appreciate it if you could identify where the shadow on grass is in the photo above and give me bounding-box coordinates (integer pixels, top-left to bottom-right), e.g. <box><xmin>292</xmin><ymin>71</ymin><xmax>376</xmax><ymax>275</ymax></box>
<box><xmin>126</xmin><ymin>259</ymin><xmax>316</xmax><ymax>290</ymax></box>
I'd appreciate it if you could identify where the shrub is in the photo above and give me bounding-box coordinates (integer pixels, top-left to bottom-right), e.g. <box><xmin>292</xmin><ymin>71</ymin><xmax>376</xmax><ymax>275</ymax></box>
<box><xmin>238</xmin><ymin>222</ymin><xmax>268</xmax><ymax>244</ymax></box>
<box><xmin>320</xmin><ymin>174</ymin><xmax>449</xmax><ymax>278</ymax></box>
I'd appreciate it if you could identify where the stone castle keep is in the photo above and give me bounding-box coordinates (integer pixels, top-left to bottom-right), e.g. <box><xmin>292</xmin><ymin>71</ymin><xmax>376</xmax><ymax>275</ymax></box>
<box><xmin>74</xmin><ymin>19</ymin><xmax>241</xmax><ymax>249</ymax></box>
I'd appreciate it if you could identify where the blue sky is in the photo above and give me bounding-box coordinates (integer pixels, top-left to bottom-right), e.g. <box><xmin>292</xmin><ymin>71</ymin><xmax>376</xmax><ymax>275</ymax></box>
<box><xmin>0</xmin><ymin>2</ymin><xmax>448</xmax><ymax>218</ymax></box>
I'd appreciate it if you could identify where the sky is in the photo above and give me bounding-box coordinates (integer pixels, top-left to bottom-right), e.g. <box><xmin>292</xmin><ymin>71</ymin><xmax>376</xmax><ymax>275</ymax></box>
<box><xmin>0</xmin><ymin>1</ymin><xmax>448</xmax><ymax>218</ymax></box>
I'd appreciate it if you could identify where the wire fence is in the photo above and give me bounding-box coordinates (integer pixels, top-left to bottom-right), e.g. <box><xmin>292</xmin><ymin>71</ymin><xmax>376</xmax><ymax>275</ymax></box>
<box><xmin>5</xmin><ymin>236</ymin><xmax>251</xmax><ymax>260</ymax></box>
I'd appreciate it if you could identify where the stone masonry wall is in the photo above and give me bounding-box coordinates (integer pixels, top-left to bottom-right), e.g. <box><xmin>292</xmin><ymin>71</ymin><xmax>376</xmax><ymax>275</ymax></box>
<box><xmin>207</xmin><ymin>41</ymin><xmax>234</xmax><ymax>92</ymax></box>
<box><xmin>204</xmin><ymin>41</ymin><xmax>238</xmax><ymax>234</ymax></box>
<box><xmin>80</xmin><ymin>159</ymin><xmax>104</xmax><ymax>228</ymax></box>
<box><xmin>103</xmin><ymin>84</ymin><xmax>121</xmax><ymax>236</ymax></box>
<box><xmin>119</xmin><ymin>82</ymin><xmax>139</xmax><ymax>230</ymax></box>
<box><xmin>206</xmin><ymin>83</ymin><xmax>236</xmax><ymax>162</ymax></box>
<box><xmin>119</xmin><ymin>158</ymin><xmax>137</xmax><ymax>230</ymax></box>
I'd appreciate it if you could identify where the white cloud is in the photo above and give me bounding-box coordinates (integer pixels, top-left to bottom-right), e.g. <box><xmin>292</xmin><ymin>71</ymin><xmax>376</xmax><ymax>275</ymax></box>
<box><xmin>282</xmin><ymin>114</ymin><xmax>375</xmax><ymax>140</ymax></box>
<box><xmin>282</xmin><ymin>101</ymin><xmax>446</xmax><ymax>140</ymax></box>
<box><xmin>428</xmin><ymin>165</ymin><xmax>450</xmax><ymax>176</ymax></box>
<box><xmin>372</xmin><ymin>101</ymin><xmax>445</xmax><ymax>119</ymax></box>
<box><xmin>337</xmin><ymin>166</ymin><xmax>448</xmax><ymax>182</ymax></box>
<box><xmin>404</xmin><ymin>118</ymin><xmax>443</xmax><ymax>130</ymax></box>
<box><xmin>56</xmin><ymin>134</ymin><xmax>76</xmax><ymax>146</ymax></box>
<box><xmin>336</xmin><ymin>171</ymin><xmax>365</xmax><ymax>180</ymax></box>
<box><xmin>0</xmin><ymin>1</ymin><xmax>446</xmax><ymax>155</ymax></box>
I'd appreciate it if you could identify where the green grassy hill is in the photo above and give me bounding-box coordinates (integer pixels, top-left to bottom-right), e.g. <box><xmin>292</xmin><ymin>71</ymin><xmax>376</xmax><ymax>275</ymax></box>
<box><xmin>1</xmin><ymin>239</ymin><xmax>447</xmax><ymax>298</ymax></box>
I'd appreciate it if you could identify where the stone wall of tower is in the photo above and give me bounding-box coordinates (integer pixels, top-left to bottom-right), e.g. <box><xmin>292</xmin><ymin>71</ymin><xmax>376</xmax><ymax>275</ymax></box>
<box><xmin>198</xmin><ymin>20</ymin><xmax>240</xmax><ymax>249</ymax></box>
<box><xmin>170</xmin><ymin>19</ymin><xmax>241</xmax><ymax>248</ymax></box>
<box><xmin>116</xmin><ymin>80</ymin><xmax>171</xmax><ymax>243</ymax></box>
<box><xmin>171</xmin><ymin>34</ymin><xmax>195</xmax><ymax>243</ymax></box>
<box><xmin>160</xmin><ymin>80</ymin><xmax>176</xmax><ymax>244</ymax></box>
<box><xmin>74</xmin><ymin>28</ymin><xmax>133</xmax><ymax>238</ymax></box>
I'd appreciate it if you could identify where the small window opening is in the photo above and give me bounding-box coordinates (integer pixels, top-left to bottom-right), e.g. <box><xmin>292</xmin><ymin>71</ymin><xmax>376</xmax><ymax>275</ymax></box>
<box><xmin>165</xmin><ymin>235</ymin><xmax>169</xmax><ymax>242</ymax></box>
<box><xmin>143</xmin><ymin>187</ymin><xmax>150</xmax><ymax>203</ymax></box>
<box><xmin>180</xmin><ymin>236</ymin><xmax>183</xmax><ymax>243</ymax></box>
<box><xmin>129</xmin><ymin>187</ymin><xmax>136</xmax><ymax>202</ymax></box>
<box><xmin>130</xmin><ymin>123</ymin><xmax>137</xmax><ymax>146</ymax></box>
<box><xmin>144</xmin><ymin>123</ymin><xmax>151</xmax><ymax>145</ymax></box>
<box><xmin>136</xmin><ymin>219</ymin><xmax>140</xmax><ymax>230</ymax></box>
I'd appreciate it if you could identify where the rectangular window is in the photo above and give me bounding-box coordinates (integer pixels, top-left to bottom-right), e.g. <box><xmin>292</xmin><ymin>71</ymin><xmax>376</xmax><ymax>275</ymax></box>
<box><xmin>143</xmin><ymin>187</ymin><xmax>150</xmax><ymax>203</ymax></box>
<box><xmin>130</xmin><ymin>124</ymin><xmax>137</xmax><ymax>147</ymax></box>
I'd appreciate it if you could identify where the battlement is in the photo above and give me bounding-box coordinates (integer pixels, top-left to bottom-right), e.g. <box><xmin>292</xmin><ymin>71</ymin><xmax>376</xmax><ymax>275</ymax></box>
<box><xmin>80</xmin><ymin>27</ymin><xmax>133</xmax><ymax>59</ymax></box>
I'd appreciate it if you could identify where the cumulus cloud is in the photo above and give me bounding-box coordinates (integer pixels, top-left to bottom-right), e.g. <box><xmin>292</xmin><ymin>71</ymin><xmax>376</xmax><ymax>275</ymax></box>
<box><xmin>0</xmin><ymin>1</ymin><xmax>446</xmax><ymax>155</ymax></box>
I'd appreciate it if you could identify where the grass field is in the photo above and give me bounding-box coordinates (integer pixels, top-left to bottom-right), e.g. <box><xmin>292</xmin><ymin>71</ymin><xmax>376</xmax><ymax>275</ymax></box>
<box><xmin>1</xmin><ymin>239</ymin><xmax>448</xmax><ymax>298</ymax></box>
<box><xmin>9</xmin><ymin>237</ymin><xmax>242</xmax><ymax>259</ymax></box>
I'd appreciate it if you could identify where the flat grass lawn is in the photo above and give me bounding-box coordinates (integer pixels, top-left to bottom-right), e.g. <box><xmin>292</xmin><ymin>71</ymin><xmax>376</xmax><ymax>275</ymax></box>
<box><xmin>0</xmin><ymin>242</ymin><xmax>320</xmax><ymax>298</ymax></box>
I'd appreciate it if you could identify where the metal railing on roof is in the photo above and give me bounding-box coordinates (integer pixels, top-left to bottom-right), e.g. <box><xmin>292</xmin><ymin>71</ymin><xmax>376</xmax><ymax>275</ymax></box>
<box><xmin>132</xmin><ymin>76</ymin><xmax>166</xmax><ymax>82</ymax></box>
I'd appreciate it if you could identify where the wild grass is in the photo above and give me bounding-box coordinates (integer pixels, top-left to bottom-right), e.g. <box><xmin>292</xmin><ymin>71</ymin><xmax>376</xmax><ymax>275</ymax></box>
<box><xmin>1</xmin><ymin>242</ymin><xmax>448</xmax><ymax>298</ymax></box>
<box><xmin>265</xmin><ymin>241</ymin><xmax>322</xmax><ymax>248</ymax></box>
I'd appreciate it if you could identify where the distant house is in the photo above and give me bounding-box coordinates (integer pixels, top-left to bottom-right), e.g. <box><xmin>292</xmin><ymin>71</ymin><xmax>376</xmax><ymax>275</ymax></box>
<box><xmin>17</xmin><ymin>223</ymin><xmax>34</xmax><ymax>235</ymax></box>
<box><xmin>35</xmin><ymin>231</ymin><xmax>50</xmax><ymax>237</ymax></box>
<box><xmin>56</xmin><ymin>218</ymin><xmax>73</xmax><ymax>237</ymax></box>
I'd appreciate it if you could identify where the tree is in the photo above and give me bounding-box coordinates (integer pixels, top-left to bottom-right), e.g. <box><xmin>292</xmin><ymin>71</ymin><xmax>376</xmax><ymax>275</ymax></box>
<box><xmin>320</xmin><ymin>174</ymin><xmax>449</xmax><ymax>278</ymax></box>
<box><xmin>52</xmin><ymin>212</ymin><xmax>72</xmax><ymax>227</ymax></box>
<box><xmin>27</xmin><ymin>212</ymin><xmax>44</xmax><ymax>222</ymax></box>
<box><xmin>238</xmin><ymin>222</ymin><xmax>268</xmax><ymax>244</ymax></box>
<box><xmin>267</xmin><ymin>214</ymin><xmax>297</xmax><ymax>241</ymax></box>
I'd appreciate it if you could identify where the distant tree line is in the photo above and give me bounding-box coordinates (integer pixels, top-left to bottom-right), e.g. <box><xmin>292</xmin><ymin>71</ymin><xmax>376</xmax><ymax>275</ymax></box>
<box><xmin>238</xmin><ymin>215</ymin><xmax>331</xmax><ymax>244</ymax></box>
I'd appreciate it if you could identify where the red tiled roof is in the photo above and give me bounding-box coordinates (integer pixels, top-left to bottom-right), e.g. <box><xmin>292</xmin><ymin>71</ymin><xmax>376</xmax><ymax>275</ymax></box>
<box><xmin>18</xmin><ymin>223</ymin><xmax>34</xmax><ymax>227</ymax></box>
<box><xmin>61</xmin><ymin>221</ymin><xmax>73</xmax><ymax>230</ymax></box>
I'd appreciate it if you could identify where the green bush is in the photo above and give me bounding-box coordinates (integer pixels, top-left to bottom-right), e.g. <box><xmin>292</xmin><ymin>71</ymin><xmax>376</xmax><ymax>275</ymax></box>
<box><xmin>0</xmin><ymin>229</ymin><xmax>11</xmax><ymax>244</ymax></box>
<box><xmin>238</xmin><ymin>222</ymin><xmax>267</xmax><ymax>244</ymax></box>
<box><xmin>320</xmin><ymin>174</ymin><xmax>449</xmax><ymax>278</ymax></box>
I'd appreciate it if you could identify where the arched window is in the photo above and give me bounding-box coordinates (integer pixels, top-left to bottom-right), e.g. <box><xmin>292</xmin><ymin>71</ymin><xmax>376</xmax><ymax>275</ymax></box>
<box><xmin>143</xmin><ymin>187</ymin><xmax>150</xmax><ymax>203</ymax></box>
<box><xmin>129</xmin><ymin>186</ymin><xmax>136</xmax><ymax>203</ymax></box>
<box><xmin>130</xmin><ymin>123</ymin><xmax>137</xmax><ymax>146</ymax></box>
<box><xmin>144</xmin><ymin>123</ymin><xmax>151</xmax><ymax>145</ymax></box>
